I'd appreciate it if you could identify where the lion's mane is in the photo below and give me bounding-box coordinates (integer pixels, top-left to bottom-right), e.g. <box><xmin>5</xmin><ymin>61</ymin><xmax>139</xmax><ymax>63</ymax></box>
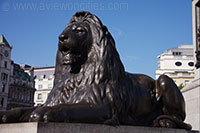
<box><xmin>45</xmin><ymin>11</ymin><xmax>132</xmax><ymax>115</ymax></box>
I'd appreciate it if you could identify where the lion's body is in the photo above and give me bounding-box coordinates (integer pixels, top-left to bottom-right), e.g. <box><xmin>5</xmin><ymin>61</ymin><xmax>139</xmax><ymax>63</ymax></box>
<box><xmin>36</xmin><ymin>11</ymin><xmax>188</xmax><ymax>128</ymax></box>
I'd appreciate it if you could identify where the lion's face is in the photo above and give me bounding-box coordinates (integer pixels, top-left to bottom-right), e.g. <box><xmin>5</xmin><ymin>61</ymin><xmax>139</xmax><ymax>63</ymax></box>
<box><xmin>58</xmin><ymin>22</ymin><xmax>93</xmax><ymax>73</ymax></box>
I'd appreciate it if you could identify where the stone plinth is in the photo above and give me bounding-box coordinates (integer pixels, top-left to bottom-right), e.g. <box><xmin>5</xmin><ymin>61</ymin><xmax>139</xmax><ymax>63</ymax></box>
<box><xmin>0</xmin><ymin>123</ymin><xmax>199</xmax><ymax>133</ymax></box>
<box><xmin>182</xmin><ymin>78</ymin><xmax>200</xmax><ymax>131</ymax></box>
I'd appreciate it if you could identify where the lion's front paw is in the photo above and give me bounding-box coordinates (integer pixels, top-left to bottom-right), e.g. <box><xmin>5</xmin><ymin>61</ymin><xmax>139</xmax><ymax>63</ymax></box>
<box><xmin>0</xmin><ymin>111</ymin><xmax>9</xmax><ymax>123</ymax></box>
<box><xmin>43</xmin><ymin>111</ymin><xmax>56</xmax><ymax>122</ymax></box>
<box><xmin>0</xmin><ymin>114</ymin><xmax>4</xmax><ymax>123</ymax></box>
<box><xmin>43</xmin><ymin>109</ymin><xmax>69</xmax><ymax>123</ymax></box>
<box><xmin>0</xmin><ymin>111</ymin><xmax>19</xmax><ymax>123</ymax></box>
<box><xmin>2</xmin><ymin>115</ymin><xmax>7</xmax><ymax>123</ymax></box>
<box><xmin>29</xmin><ymin>112</ymin><xmax>44</xmax><ymax>122</ymax></box>
<box><xmin>29</xmin><ymin>107</ymin><xmax>51</xmax><ymax>122</ymax></box>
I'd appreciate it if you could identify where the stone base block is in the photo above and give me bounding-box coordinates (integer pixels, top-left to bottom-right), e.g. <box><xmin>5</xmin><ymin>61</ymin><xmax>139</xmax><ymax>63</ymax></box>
<box><xmin>0</xmin><ymin>123</ymin><xmax>199</xmax><ymax>133</ymax></box>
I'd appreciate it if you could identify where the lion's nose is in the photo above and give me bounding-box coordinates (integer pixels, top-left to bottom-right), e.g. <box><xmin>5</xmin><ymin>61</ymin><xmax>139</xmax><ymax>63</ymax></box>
<box><xmin>59</xmin><ymin>34</ymin><xmax>68</xmax><ymax>42</ymax></box>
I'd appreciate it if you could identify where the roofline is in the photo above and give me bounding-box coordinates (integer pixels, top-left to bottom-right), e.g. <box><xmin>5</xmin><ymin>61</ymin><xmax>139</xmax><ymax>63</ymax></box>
<box><xmin>0</xmin><ymin>34</ymin><xmax>12</xmax><ymax>48</ymax></box>
<box><xmin>0</xmin><ymin>42</ymin><xmax>13</xmax><ymax>49</ymax></box>
<box><xmin>34</xmin><ymin>66</ymin><xmax>55</xmax><ymax>70</ymax></box>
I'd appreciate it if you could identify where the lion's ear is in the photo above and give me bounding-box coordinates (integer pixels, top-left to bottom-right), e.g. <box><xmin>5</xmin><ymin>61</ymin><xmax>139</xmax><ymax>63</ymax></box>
<box><xmin>102</xmin><ymin>25</ymin><xmax>108</xmax><ymax>35</ymax></box>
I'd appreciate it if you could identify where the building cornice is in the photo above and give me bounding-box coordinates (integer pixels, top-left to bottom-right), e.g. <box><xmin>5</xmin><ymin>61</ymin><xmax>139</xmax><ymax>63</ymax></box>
<box><xmin>34</xmin><ymin>66</ymin><xmax>55</xmax><ymax>70</ymax></box>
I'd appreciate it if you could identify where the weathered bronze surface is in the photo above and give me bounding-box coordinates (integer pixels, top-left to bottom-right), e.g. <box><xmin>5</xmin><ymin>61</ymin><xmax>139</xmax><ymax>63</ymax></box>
<box><xmin>195</xmin><ymin>27</ymin><xmax>200</xmax><ymax>69</ymax></box>
<box><xmin>0</xmin><ymin>11</ymin><xmax>191</xmax><ymax>130</ymax></box>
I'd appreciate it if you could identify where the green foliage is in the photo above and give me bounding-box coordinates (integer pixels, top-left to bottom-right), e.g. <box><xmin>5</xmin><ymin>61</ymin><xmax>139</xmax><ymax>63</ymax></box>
<box><xmin>178</xmin><ymin>83</ymin><xmax>184</xmax><ymax>90</ymax></box>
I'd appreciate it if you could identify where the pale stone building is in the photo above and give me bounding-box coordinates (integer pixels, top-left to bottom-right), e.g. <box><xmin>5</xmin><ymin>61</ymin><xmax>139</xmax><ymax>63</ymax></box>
<box><xmin>34</xmin><ymin>66</ymin><xmax>55</xmax><ymax>106</ymax></box>
<box><xmin>0</xmin><ymin>35</ymin><xmax>12</xmax><ymax>110</ymax></box>
<box><xmin>182</xmin><ymin>0</ymin><xmax>200</xmax><ymax>130</ymax></box>
<box><xmin>155</xmin><ymin>45</ymin><xmax>194</xmax><ymax>88</ymax></box>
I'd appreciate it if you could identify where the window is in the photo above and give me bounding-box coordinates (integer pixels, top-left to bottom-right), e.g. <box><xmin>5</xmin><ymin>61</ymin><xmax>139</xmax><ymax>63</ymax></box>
<box><xmin>185</xmin><ymin>80</ymin><xmax>190</xmax><ymax>86</ymax></box>
<box><xmin>39</xmin><ymin>75</ymin><xmax>46</xmax><ymax>79</ymax></box>
<box><xmin>1</xmin><ymin>98</ymin><xmax>4</xmax><ymax>107</ymax></box>
<box><xmin>2</xmin><ymin>84</ymin><xmax>6</xmax><ymax>92</ymax></box>
<box><xmin>4</xmin><ymin>61</ymin><xmax>7</xmax><ymax>68</ymax></box>
<box><xmin>14</xmin><ymin>89</ymin><xmax>18</xmax><ymax>99</ymax></box>
<box><xmin>48</xmin><ymin>75</ymin><xmax>54</xmax><ymax>80</ymax></box>
<box><xmin>21</xmin><ymin>90</ymin><xmax>25</xmax><ymax>101</ymax></box>
<box><xmin>175</xmin><ymin>61</ymin><xmax>182</xmax><ymax>66</ymax></box>
<box><xmin>48</xmin><ymin>84</ymin><xmax>53</xmax><ymax>89</ymax></box>
<box><xmin>173</xmin><ymin>52</ymin><xmax>181</xmax><ymax>55</ymax></box>
<box><xmin>188</xmin><ymin>62</ymin><xmax>194</xmax><ymax>67</ymax></box>
<box><xmin>27</xmin><ymin>95</ymin><xmax>30</xmax><ymax>101</ymax></box>
<box><xmin>1</xmin><ymin>73</ymin><xmax>8</xmax><ymax>81</ymax></box>
<box><xmin>38</xmin><ymin>84</ymin><xmax>43</xmax><ymax>89</ymax></box>
<box><xmin>38</xmin><ymin>94</ymin><xmax>42</xmax><ymax>99</ymax></box>
<box><xmin>40</xmin><ymin>75</ymin><xmax>43</xmax><ymax>79</ymax></box>
<box><xmin>39</xmin><ymin>75</ymin><xmax>45</xmax><ymax>81</ymax></box>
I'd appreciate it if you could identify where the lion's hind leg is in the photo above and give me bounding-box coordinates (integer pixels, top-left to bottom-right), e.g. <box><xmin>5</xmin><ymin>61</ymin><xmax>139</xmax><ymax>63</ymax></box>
<box><xmin>155</xmin><ymin>75</ymin><xmax>191</xmax><ymax>130</ymax></box>
<box><xmin>153</xmin><ymin>115</ymin><xmax>192</xmax><ymax>130</ymax></box>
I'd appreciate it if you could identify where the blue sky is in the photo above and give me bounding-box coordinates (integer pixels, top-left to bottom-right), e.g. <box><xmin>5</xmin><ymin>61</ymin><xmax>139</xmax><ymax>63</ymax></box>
<box><xmin>0</xmin><ymin>0</ymin><xmax>192</xmax><ymax>78</ymax></box>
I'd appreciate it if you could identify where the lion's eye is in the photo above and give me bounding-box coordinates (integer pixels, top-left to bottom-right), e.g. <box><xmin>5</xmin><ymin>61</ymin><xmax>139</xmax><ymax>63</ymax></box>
<box><xmin>76</xmin><ymin>27</ymin><xmax>84</xmax><ymax>33</ymax></box>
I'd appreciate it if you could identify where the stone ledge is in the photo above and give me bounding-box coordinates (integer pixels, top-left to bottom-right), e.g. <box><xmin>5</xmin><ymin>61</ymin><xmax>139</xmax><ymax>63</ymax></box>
<box><xmin>182</xmin><ymin>78</ymin><xmax>200</xmax><ymax>92</ymax></box>
<box><xmin>0</xmin><ymin>122</ymin><xmax>199</xmax><ymax>133</ymax></box>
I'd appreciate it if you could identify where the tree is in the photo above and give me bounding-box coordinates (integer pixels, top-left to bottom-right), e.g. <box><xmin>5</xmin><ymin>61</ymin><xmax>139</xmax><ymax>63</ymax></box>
<box><xmin>178</xmin><ymin>83</ymin><xmax>184</xmax><ymax>90</ymax></box>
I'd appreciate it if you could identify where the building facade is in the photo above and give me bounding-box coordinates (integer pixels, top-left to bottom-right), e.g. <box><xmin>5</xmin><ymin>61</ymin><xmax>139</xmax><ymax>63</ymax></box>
<box><xmin>0</xmin><ymin>35</ymin><xmax>12</xmax><ymax>110</ymax></box>
<box><xmin>7</xmin><ymin>63</ymin><xmax>35</xmax><ymax>110</ymax></box>
<box><xmin>156</xmin><ymin>45</ymin><xmax>194</xmax><ymax>88</ymax></box>
<box><xmin>182</xmin><ymin>0</ymin><xmax>200</xmax><ymax>130</ymax></box>
<box><xmin>34</xmin><ymin>66</ymin><xmax>55</xmax><ymax>106</ymax></box>
<box><xmin>0</xmin><ymin>35</ymin><xmax>36</xmax><ymax>110</ymax></box>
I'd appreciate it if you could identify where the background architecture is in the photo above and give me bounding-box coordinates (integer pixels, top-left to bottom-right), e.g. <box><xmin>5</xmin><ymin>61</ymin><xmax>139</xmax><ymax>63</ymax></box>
<box><xmin>0</xmin><ymin>35</ymin><xmax>35</xmax><ymax>110</ymax></box>
<box><xmin>0</xmin><ymin>35</ymin><xmax>12</xmax><ymax>110</ymax></box>
<box><xmin>34</xmin><ymin>66</ymin><xmax>55</xmax><ymax>106</ymax></box>
<box><xmin>7</xmin><ymin>63</ymin><xmax>35</xmax><ymax>110</ymax></box>
<box><xmin>156</xmin><ymin>45</ymin><xmax>194</xmax><ymax>88</ymax></box>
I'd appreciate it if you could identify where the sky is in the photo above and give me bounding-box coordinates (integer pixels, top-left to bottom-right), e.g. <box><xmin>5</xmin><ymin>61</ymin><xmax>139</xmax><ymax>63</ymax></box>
<box><xmin>0</xmin><ymin>0</ymin><xmax>193</xmax><ymax>78</ymax></box>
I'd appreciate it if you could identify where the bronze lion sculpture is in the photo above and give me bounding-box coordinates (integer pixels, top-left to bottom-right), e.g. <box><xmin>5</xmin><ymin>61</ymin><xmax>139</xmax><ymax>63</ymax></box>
<box><xmin>0</xmin><ymin>11</ymin><xmax>191</xmax><ymax>130</ymax></box>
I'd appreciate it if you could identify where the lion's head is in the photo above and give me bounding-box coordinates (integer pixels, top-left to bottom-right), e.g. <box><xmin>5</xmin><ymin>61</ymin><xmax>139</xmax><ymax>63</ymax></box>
<box><xmin>58</xmin><ymin>18</ymin><xmax>92</xmax><ymax>73</ymax></box>
<box><xmin>46</xmin><ymin>11</ymin><xmax>127</xmax><ymax>111</ymax></box>
<box><xmin>57</xmin><ymin>11</ymin><xmax>123</xmax><ymax>74</ymax></box>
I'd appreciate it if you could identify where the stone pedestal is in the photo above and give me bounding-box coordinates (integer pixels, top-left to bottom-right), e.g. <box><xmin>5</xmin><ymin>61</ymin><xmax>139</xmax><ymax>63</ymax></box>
<box><xmin>0</xmin><ymin>123</ymin><xmax>199</xmax><ymax>133</ymax></box>
<box><xmin>182</xmin><ymin>78</ymin><xmax>200</xmax><ymax>131</ymax></box>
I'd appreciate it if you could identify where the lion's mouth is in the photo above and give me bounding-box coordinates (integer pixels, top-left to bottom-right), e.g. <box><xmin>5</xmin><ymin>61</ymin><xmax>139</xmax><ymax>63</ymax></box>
<box><xmin>61</xmin><ymin>47</ymin><xmax>82</xmax><ymax>65</ymax></box>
